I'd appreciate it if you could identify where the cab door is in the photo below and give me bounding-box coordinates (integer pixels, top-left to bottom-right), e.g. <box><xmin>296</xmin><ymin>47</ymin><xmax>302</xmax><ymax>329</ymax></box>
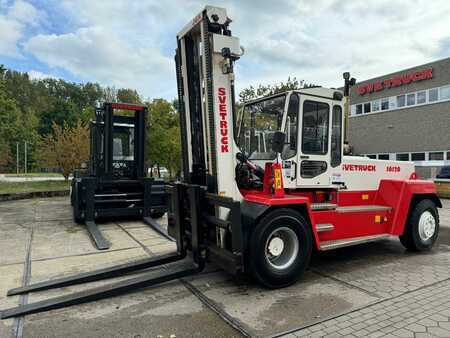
<box><xmin>297</xmin><ymin>96</ymin><xmax>333</xmax><ymax>187</ymax></box>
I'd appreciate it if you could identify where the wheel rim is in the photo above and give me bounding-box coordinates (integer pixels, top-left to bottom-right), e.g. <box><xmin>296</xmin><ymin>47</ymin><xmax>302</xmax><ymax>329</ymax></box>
<box><xmin>265</xmin><ymin>227</ymin><xmax>299</xmax><ymax>270</ymax></box>
<box><xmin>418</xmin><ymin>210</ymin><xmax>436</xmax><ymax>241</ymax></box>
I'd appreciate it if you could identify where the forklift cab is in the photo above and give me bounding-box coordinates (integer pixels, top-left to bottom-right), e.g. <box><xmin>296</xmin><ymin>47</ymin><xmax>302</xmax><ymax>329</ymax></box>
<box><xmin>90</xmin><ymin>120</ymin><xmax>136</xmax><ymax>179</ymax></box>
<box><xmin>236</xmin><ymin>88</ymin><xmax>344</xmax><ymax>189</ymax></box>
<box><xmin>89</xmin><ymin>102</ymin><xmax>146</xmax><ymax>180</ymax></box>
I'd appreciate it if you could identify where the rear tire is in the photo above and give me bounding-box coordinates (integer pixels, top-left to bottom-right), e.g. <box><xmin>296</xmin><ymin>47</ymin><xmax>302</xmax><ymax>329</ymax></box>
<box><xmin>71</xmin><ymin>181</ymin><xmax>84</xmax><ymax>224</ymax></box>
<box><xmin>399</xmin><ymin>199</ymin><xmax>439</xmax><ymax>251</ymax></box>
<box><xmin>248</xmin><ymin>208</ymin><xmax>312</xmax><ymax>288</ymax></box>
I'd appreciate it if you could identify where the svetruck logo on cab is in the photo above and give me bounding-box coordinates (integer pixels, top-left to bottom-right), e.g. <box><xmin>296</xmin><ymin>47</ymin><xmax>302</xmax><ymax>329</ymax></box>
<box><xmin>218</xmin><ymin>87</ymin><xmax>229</xmax><ymax>153</ymax></box>
<box><xmin>342</xmin><ymin>164</ymin><xmax>376</xmax><ymax>172</ymax></box>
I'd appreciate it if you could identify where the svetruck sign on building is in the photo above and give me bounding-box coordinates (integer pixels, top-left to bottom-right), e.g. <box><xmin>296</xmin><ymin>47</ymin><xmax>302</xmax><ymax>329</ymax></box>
<box><xmin>357</xmin><ymin>68</ymin><xmax>433</xmax><ymax>95</ymax></box>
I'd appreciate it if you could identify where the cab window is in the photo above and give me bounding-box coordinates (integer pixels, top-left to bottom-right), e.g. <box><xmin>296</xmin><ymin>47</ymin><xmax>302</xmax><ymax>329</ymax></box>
<box><xmin>302</xmin><ymin>101</ymin><xmax>329</xmax><ymax>155</ymax></box>
<box><xmin>331</xmin><ymin>105</ymin><xmax>342</xmax><ymax>167</ymax></box>
<box><xmin>282</xmin><ymin>93</ymin><xmax>299</xmax><ymax>159</ymax></box>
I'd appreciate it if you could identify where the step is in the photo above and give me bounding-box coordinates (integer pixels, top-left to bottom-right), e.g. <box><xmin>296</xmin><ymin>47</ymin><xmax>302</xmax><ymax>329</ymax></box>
<box><xmin>336</xmin><ymin>205</ymin><xmax>392</xmax><ymax>213</ymax></box>
<box><xmin>311</xmin><ymin>203</ymin><xmax>337</xmax><ymax>211</ymax></box>
<box><xmin>316</xmin><ymin>223</ymin><xmax>334</xmax><ymax>232</ymax></box>
<box><xmin>320</xmin><ymin>233</ymin><xmax>392</xmax><ymax>251</ymax></box>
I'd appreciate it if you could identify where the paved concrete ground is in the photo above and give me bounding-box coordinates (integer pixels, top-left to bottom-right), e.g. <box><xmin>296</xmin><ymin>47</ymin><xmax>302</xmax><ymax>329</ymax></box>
<box><xmin>0</xmin><ymin>197</ymin><xmax>449</xmax><ymax>338</ymax></box>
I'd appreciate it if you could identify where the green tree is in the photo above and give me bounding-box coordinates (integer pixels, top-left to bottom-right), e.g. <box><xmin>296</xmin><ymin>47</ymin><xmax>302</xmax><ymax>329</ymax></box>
<box><xmin>146</xmin><ymin>99</ymin><xmax>181</xmax><ymax>178</ymax></box>
<box><xmin>0</xmin><ymin>73</ymin><xmax>22</xmax><ymax>170</ymax></box>
<box><xmin>117</xmin><ymin>88</ymin><xmax>142</xmax><ymax>104</ymax></box>
<box><xmin>0</xmin><ymin>138</ymin><xmax>11</xmax><ymax>170</ymax></box>
<box><xmin>238</xmin><ymin>77</ymin><xmax>319</xmax><ymax>103</ymax></box>
<box><xmin>37</xmin><ymin>120</ymin><xmax>90</xmax><ymax>180</ymax></box>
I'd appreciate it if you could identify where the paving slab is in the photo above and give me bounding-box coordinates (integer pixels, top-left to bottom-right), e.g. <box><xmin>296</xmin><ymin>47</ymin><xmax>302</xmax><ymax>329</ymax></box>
<box><xmin>34</xmin><ymin>198</ymin><xmax>72</xmax><ymax>222</ymax></box>
<box><xmin>116</xmin><ymin>213</ymin><xmax>167</xmax><ymax>230</ymax></box>
<box><xmin>28</xmin><ymin>247</ymin><xmax>151</xmax><ymax>295</ymax></box>
<box><xmin>22</xmin><ymin>272</ymin><xmax>240</xmax><ymax>338</ymax></box>
<box><xmin>10</xmin><ymin>230</ymin><xmax>231</xmax><ymax>338</ymax></box>
<box><xmin>312</xmin><ymin>228</ymin><xmax>450</xmax><ymax>299</ymax></box>
<box><xmin>185</xmin><ymin>269</ymin><xmax>379</xmax><ymax>337</ymax></box>
<box><xmin>30</xmin><ymin>221</ymin><xmax>138</xmax><ymax>260</ymax></box>
<box><xmin>0</xmin><ymin>206</ymin><xmax>36</xmax><ymax>224</ymax></box>
<box><xmin>0</xmin><ymin>223</ymin><xmax>30</xmax><ymax>265</ymax></box>
<box><xmin>284</xmin><ymin>279</ymin><xmax>450</xmax><ymax>338</ymax></box>
<box><xmin>124</xmin><ymin>225</ymin><xmax>168</xmax><ymax>243</ymax></box>
<box><xmin>0</xmin><ymin>264</ymin><xmax>24</xmax><ymax>338</ymax></box>
<box><xmin>115</xmin><ymin>219</ymin><xmax>149</xmax><ymax>229</ymax></box>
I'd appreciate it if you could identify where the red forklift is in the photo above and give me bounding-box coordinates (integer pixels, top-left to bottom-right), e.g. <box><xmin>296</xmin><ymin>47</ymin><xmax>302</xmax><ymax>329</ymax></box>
<box><xmin>0</xmin><ymin>6</ymin><xmax>441</xmax><ymax>319</ymax></box>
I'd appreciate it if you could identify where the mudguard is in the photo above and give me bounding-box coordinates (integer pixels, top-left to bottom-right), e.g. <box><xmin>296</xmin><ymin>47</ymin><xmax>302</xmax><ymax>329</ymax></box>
<box><xmin>376</xmin><ymin>179</ymin><xmax>441</xmax><ymax>235</ymax></box>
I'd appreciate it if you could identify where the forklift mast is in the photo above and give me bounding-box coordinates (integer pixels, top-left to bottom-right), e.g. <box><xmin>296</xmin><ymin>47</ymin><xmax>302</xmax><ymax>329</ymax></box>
<box><xmin>175</xmin><ymin>6</ymin><xmax>242</xmax><ymax>201</ymax></box>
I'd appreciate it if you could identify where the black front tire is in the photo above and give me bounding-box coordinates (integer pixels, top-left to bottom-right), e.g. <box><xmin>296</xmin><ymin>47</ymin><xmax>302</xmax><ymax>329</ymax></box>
<box><xmin>399</xmin><ymin>199</ymin><xmax>439</xmax><ymax>251</ymax></box>
<box><xmin>248</xmin><ymin>208</ymin><xmax>313</xmax><ymax>289</ymax></box>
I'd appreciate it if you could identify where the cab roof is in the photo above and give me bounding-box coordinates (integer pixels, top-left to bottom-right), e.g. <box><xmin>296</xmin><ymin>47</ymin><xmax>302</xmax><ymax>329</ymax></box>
<box><xmin>242</xmin><ymin>88</ymin><xmax>343</xmax><ymax>105</ymax></box>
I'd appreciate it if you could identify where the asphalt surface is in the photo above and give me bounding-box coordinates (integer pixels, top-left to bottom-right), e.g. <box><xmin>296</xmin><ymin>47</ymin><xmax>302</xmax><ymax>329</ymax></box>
<box><xmin>0</xmin><ymin>197</ymin><xmax>449</xmax><ymax>338</ymax></box>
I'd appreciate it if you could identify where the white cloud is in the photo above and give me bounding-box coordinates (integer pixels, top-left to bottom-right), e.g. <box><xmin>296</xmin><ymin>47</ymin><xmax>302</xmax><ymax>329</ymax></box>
<box><xmin>20</xmin><ymin>0</ymin><xmax>450</xmax><ymax>98</ymax></box>
<box><xmin>25</xmin><ymin>25</ymin><xmax>173</xmax><ymax>98</ymax></box>
<box><xmin>0</xmin><ymin>0</ymin><xmax>43</xmax><ymax>57</ymax></box>
<box><xmin>228</xmin><ymin>0</ymin><xmax>450</xmax><ymax>90</ymax></box>
<box><xmin>9</xmin><ymin>0</ymin><xmax>42</xmax><ymax>25</ymax></box>
<box><xmin>0</xmin><ymin>16</ymin><xmax>22</xmax><ymax>56</ymax></box>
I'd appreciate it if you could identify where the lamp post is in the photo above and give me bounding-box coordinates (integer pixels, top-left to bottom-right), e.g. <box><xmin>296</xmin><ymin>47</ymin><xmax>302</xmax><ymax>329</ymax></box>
<box><xmin>24</xmin><ymin>141</ymin><xmax>27</xmax><ymax>174</ymax></box>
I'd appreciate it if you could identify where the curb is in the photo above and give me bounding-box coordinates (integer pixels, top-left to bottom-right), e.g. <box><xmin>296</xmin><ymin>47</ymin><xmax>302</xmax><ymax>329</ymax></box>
<box><xmin>0</xmin><ymin>190</ymin><xmax>69</xmax><ymax>202</ymax></box>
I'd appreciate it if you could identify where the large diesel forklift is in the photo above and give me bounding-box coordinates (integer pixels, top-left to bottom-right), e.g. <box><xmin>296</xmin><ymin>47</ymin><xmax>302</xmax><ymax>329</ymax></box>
<box><xmin>1</xmin><ymin>6</ymin><xmax>441</xmax><ymax>319</ymax></box>
<box><xmin>71</xmin><ymin>102</ymin><xmax>169</xmax><ymax>250</ymax></box>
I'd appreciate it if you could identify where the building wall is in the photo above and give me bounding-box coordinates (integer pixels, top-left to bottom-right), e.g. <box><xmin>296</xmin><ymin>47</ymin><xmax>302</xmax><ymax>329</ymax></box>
<box><xmin>348</xmin><ymin>57</ymin><xmax>450</xmax><ymax>156</ymax></box>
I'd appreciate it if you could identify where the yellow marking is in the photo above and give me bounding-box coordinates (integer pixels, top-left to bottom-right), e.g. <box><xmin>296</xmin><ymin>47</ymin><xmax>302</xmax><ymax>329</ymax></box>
<box><xmin>274</xmin><ymin>169</ymin><xmax>282</xmax><ymax>190</ymax></box>
<box><xmin>218</xmin><ymin>191</ymin><xmax>226</xmax><ymax>196</ymax></box>
<box><xmin>362</xmin><ymin>194</ymin><xmax>369</xmax><ymax>200</ymax></box>
<box><xmin>375</xmin><ymin>215</ymin><xmax>381</xmax><ymax>223</ymax></box>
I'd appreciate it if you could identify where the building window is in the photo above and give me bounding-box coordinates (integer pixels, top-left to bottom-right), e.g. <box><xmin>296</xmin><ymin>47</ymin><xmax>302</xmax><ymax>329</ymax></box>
<box><xmin>411</xmin><ymin>152</ymin><xmax>425</xmax><ymax>161</ymax></box>
<box><xmin>378</xmin><ymin>154</ymin><xmax>389</xmax><ymax>160</ymax></box>
<box><xmin>429</xmin><ymin>152</ymin><xmax>444</xmax><ymax>160</ymax></box>
<box><xmin>356</xmin><ymin>104</ymin><xmax>362</xmax><ymax>115</ymax></box>
<box><xmin>417</xmin><ymin>91</ymin><xmax>426</xmax><ymax>104</ymax></box>
<box><xmin>372</xmin><ymin>100</ymin><xmax>380</xmax><ymax>112</ymax></box>
<box><xmin>396</xmin><ymin>95</ymin><xmax>405</xmax><ymax>108</ymax></box>
<box><xmin>440</xmin><ymin>85</ymin><xmax>450</xmax><ymax>100</ymax></box>
<box><xmin>396</xmin><ymin>153</ymin><xmax>409</xmax><ymax>161</ymax></box>
<box><xmin>406</xmin><ymin>93</ymin><xmax>416</xmax><ymax>106</ymax></box>
<box><xmin>367</xmin><ymin>154</ymin><xmax>376</xmax><ymax>159</ymax></box>
<box><xmin>429</xmin><ymin>88</ymin><xmax>439</xmax><ymax>102</ymax></box>
<box><xmin>447</xmin><ymin>151</ymin><xmax>450</xmax><ymax>160</ymax></box>
<box><xmin>351</xmin><ymin>83</ymin><xmax>450</xmax><ymax>118</ymax></box>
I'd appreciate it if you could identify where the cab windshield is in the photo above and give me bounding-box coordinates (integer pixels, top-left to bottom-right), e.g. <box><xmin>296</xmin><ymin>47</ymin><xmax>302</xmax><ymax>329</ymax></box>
<box><xmin>236</xmin><ymin>95</ymin><xmax>285</xmax><ymax>160</ymax></box>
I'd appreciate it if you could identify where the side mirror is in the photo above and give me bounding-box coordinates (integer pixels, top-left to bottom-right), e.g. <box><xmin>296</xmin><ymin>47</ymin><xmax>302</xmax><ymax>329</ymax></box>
<box><xmin>272</xmin><ymin>131</ymin><xmax>286</xmax><ymax>154</ymax></box>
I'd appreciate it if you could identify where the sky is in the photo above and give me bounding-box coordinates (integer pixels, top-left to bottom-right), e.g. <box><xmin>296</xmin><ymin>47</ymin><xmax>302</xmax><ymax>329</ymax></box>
<box><xmin>1</xmin><ymin>0</ymin><xmax>450</xmax><ymax>101</ymax></box>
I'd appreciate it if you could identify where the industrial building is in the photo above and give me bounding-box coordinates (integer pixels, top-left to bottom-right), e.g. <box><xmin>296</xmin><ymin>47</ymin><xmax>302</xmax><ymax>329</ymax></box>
<box><xmin>348</xmin><ymin>57</ymin><xmax>450</xmax><ymax>178</ymax></box>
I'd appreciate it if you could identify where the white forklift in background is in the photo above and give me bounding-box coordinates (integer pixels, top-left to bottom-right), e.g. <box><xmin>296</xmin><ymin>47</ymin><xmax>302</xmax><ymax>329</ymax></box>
<box><xmin>1</xmin><ymin>5</ymin><xmax>441</xmax><ymax>319</ymax></box>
